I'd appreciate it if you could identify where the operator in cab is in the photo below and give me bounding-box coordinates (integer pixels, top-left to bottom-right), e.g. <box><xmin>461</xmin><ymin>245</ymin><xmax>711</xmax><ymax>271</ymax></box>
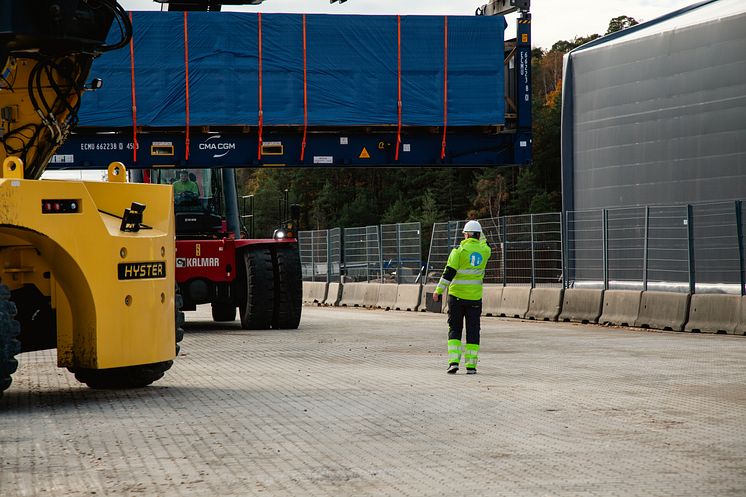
<box><xmin>173</xmin><ymin>169</ymin><xmax>199</xmax><ymax>196</ymax></box>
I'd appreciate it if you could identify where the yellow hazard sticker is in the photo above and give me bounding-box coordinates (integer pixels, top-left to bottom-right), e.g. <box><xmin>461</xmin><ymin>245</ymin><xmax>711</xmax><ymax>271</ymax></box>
<box><xmin>359</xmin><ymin>147</ymin><xmax>371</xmax><ymax>159</ymax></box>
<box><xmin>522</xmin><ymin>34</ymin><xmax>528</xmax><ymax>43</ymax></box>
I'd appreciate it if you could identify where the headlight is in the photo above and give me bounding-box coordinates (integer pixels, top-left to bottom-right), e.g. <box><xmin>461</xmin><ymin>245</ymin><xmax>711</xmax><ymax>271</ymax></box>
<box><xmin>273</xmin><ymin>229</ymin><xmax>287</xmax><ymax>240</ymax></box>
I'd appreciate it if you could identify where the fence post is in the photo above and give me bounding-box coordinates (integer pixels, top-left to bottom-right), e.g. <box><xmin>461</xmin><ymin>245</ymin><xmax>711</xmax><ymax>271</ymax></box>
<box><xmin>365</xmin><ymin>226</ymin><xmax>370</xmax><ymax>283</ymax></box>
<box><xmin>310</xmin><ymin>231</ymin><xmax>316</xmax><ymax>281</ymax></box>
<box><xmin>501</xmin><ymin>217</ymin><xmax>508</xmax><ymax>286</ymax></box>
<box><xmin>326</xmin><ymin>229</ymin><xmax>332</xmax><ymax>283</ymax></box>
<box><xmin>736</xmin><ymin>200</ymin><xmax>745</xmax><ymax>297</ymax></box>
<box><xmin>561</xmin><ymin>211</ymin><xmax>568</xmax><ymax>289</ymax></box>
<box><xmin>687</xmin><ymin>205</ymin><xmax>695</xmax><ymax>294</ymax></box>
<box><xmin>642</xmin><ymin>207</ymin><xmax>649</xmax><ymax>292</ymax></box>
<box><xmin>530</xmin><ymin>214</ymin><xmax>536</xmax><ymax>288</ymax></box>
<box><xmin>602</xmin><ymin>209</ymin><xmax>609</xmax><ymax>290</ymax></box>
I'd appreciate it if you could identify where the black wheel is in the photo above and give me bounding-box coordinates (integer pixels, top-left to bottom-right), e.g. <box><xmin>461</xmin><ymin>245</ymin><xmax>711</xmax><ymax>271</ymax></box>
<box><xmin>0</xmin><ymin>284</ymin><xmax>21</xmax><ymax>398</ymax></box>
<box><xmin>272</xmin><ymin>244</ymin><xmax>302</xmax><ymax>330</ymax></box>
<box><xmin>237</xmin><ymin>248</ymin><xmax>275</xmax><ymax>330</ymax></box>
<box><xmin>72</xmin><ymin>361</ymin><xmax>174</xmax><ymax>389</ymax></box>
<box><xmin>71</xmin><ymin>286</ymin><xmax>184</xmax><ymax>390</ymax></box>
<box><xmin>211</xmin><ymin>302</ymin><xmax>236</xmax><ymax>322</ymax></box>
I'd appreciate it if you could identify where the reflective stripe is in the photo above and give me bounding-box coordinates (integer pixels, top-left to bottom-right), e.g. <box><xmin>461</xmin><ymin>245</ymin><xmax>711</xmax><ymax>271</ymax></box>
<box><xmin>436</xmin><ymin>283</ymin><xmax>446</xmax><ymax>291</ymax></box>
<box><xmin>450</xmin><ymin>279</ymin><xmax>483</xmax><ymax>285</ymax></box>
<box><xmin>457</xmin><ymin>269</ymin><xmax>484</xmax><ymax>275</ymax></box>
<box><xmin>439</xmin><ymin>277</ymin><xmax>451</xmax><ymax>285</ymax></box>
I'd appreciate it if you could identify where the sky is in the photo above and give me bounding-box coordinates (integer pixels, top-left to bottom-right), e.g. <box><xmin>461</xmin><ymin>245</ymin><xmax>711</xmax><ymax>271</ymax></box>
<box><xmin>120</xmin><ymin>0</ymin><xmax>699</xmax><ymax>49</ymax></box>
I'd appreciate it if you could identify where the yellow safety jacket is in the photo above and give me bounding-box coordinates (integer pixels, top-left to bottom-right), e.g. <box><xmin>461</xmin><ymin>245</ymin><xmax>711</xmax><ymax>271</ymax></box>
<box><xmin>435</xmin><ymin>236</ymin><xmax>491</xmax><ymax>300</ymax></box>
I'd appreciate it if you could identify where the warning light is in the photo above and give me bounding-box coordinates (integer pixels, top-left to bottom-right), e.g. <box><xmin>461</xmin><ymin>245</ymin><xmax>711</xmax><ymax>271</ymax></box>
<box><xmin>42</xmin><ymin>199</ymin><xmax>81</xmax><ymax>214</ymax></box>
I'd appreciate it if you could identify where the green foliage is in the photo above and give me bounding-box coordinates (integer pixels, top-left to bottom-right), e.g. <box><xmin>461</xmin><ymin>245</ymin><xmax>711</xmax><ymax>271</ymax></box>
<box><xmin>606</xmin><ymin>15</ymin><xmax>639</xmax><ymax>34</ymax></box>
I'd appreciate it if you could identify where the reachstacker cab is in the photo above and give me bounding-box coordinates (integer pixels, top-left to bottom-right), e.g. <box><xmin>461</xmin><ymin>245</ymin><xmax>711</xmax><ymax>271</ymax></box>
<box><xmin>145</xmin><ymin>166</ymin><xmax>302</xmax><ymax>330</ymax></box>
<box><xmin>0</xmin><ymin>0</ymin><xmax>182</xmax><ymax>397</ymax></box>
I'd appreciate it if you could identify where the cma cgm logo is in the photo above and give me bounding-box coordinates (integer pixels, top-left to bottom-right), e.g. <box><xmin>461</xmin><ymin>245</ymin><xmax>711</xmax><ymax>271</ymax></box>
<box><xmin>199</xmin><ymin>135</ymin><xmax>236</xmax><ymax>158</ymax></box>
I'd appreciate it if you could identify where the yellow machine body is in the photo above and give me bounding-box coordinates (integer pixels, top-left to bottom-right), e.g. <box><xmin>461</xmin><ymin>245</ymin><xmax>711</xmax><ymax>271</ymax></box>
<box><xmin>0</xmin><ymin>162</ymin><xmax>176</xmax><ymax>369</ymax></box>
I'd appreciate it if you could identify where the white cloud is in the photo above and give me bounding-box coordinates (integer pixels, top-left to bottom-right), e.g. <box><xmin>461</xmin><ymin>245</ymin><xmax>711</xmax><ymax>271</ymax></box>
<box><xmin>119</xmin><ymin>0</ymin><xmax>699</xmax><ymax>49</ymax></box>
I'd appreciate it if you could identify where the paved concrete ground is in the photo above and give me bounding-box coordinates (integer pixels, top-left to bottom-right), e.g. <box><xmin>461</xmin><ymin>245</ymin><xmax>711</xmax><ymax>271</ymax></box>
<box><xmin>2</xmin><ymin>306</ymin><xmax>745</xmax><ymax>497</ymax></box>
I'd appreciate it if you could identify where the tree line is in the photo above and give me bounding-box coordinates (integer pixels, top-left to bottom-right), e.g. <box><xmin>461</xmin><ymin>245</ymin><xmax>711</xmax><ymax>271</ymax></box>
<box><xmin>237</xmin><ymin>16</ymin><xmax>639</xmax><ymax>237</ymax></box>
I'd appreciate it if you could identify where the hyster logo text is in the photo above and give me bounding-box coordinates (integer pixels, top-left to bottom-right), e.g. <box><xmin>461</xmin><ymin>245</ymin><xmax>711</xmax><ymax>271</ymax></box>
<box><xmin>199</xmin><ymin>135</ymin><xmax>236</xmax><ymax>158</ymax></box>
<box><xmin>176</xmin><ymin>258</ymin><xmax>220</xmax><ymax>268</ymax></box>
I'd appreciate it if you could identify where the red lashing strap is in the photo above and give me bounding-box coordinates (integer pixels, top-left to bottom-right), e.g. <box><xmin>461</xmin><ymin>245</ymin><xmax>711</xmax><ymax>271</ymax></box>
<box><xmin>129</xmin><ymin>12</ymin><xmax>138</xmax><ymax>163</ymax></box>
<box><xmin>301</xmin><ymin>14</ymin><xmax>308</xmax><ymax>161</ymax></box>
<box><xmin>183</xmin><ymin>12</ymin><xmax>191</xmax><ymax>161</ymax></box>
<box><xmin>441</xmin><ymin>16</ymin><xmax>448</xmax><ymax>161</ymax></box>
<box><xmin>395</xmin><ymin>15</ymin><xmax>402</xmax><ymax>161</ymax></box>
<box><xmin>257</xmin><ymin>12</ymin><xmax>264</xmax><ymax>160</ymax></box>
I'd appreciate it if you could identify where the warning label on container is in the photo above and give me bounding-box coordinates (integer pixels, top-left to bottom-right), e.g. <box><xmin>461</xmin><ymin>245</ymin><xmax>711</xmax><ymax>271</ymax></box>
<box><xmin>313</xmin><ymin>156</ymin><xmax>333</xmax><ymax>164</ymax></box>
<box><xmin>359</xmin><ymin>147</ymin><xmax>371</xmax><ymax>159</ymax></box>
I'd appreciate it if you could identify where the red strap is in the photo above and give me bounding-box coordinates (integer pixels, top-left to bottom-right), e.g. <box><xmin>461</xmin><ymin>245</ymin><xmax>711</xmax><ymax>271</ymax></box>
<box><xmin>441</xmin><ymin>16</ymin><xmax>448</xmax><ymax>161</ymax></box>
<box><xmin>301</xmin><ymin>14</ymin><xmax>308</xmax><ymax>161</ymax></box>
<box><xmin>395</xmin><ymin>15</ymin><xmax>402</xmax><ymax>161</ymax></box>
<box><xmin>257</xmin><ymin>12</ymin><xmax>264</xmax><ymax>160</ymax></box>
<box><xmin>183</xmin><ymin>12</ymin><xmax>191</xmax><ymax>161</ymax></box>
<box><xmin>129</xmin><ymin>12</ymin><xmax>138</xmax><ymax>163</ymax></box>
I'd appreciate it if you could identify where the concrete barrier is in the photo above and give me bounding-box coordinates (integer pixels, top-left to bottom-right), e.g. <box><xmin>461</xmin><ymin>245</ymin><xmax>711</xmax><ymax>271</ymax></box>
<box><xmin>685</xmin><ymin>294</ymin><xmax>741</xmax><ymax>334</ymax></box>
<box><xmin>395</xmin><ymin>284</ymin><xmax>422</xmax><ymax>311</ymax></box>
<box><xmin>525</xmin><ymin>288</ymin><xmax>564</xmax><ymax>321</ymax></box>
<box><xmin>362</xmin><ymin>283</ymin><xmax>382</xmax><ymax>308</ymax></box>
<box><xmin>599</xmin><ymin>290</ymin><xmax>642</xmax><ymax>326</ymax></box>
<box><xmin>376</xmin><ymin>284</ymin><xmax>399</xmax><ymax>310</ymax></box>
<box><xmin>737</xmin><ymin>297</ymin><xmax>746</xmax><ymax>336</ymax></box>
<box><xmin>482</xmin><ymin>285</ymin><xmax>503</xmax><ymax>316</ymax></box>
<box><xmin>338</xmin><ymin>282</ymin><xmax>367</xmax><ymax>307</ymax></box>
<box><xmin>634</xmin><ymin>291</ymin><xmax>690</xmax><ymax>331</ymax></box>
<box><xmin>420</xmin><ymin>284</ymin><xmax>436</xmax><ymax>311</ymax></box>
<box><xmin>497</xmin><ymin>287</ymin><xmax>531</xmax><ymax>318</ymax></box>
<box><xmin>559</xmin><ymin>288</ymin><xmax>604</xmax><ymax>324</ymax></box>
<box><xmin>322</xmin><ymin>282</ymin><xmax>341</xmax><ymax>307</ymax></box>
<box><xmin>302</xmin><ymin>281</ymin><xmax>328</xmax><ymax>305</ymax></box>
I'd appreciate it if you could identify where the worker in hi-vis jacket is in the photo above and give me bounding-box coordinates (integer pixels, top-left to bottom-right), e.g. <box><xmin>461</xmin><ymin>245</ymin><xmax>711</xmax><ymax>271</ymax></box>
<box><xmin>433</xmin><ymin>220</ymin><xmax>491</xmax><ymax>375</ymax></box>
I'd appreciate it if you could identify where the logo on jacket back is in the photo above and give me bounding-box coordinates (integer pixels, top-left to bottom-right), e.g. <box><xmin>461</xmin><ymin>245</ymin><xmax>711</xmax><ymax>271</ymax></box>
<box><xmin>469</xmin><ymin>252</ymin><xmax>483</xmax><ymax>267</ymax></box>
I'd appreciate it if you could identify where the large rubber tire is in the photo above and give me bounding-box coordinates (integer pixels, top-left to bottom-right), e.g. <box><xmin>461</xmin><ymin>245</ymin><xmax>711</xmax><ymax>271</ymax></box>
<box><xmin>238</xmin><ymin>248</ymin><xmax>275</xmax><ymax>330</ymax></box>
<box><xmin>71</xmin><ymin>287</ymin><xmax>184</xmax><ymax>390</ymax></box>
<box><xmin>272</xmin><ymin>244</ymin><xmax>302</xmax><ymax>330</ymax></box>
<box><xmin>211</xmin><ymin>302</ymin><xmax>236</xmax><ymax>322</ymax></box>
<box><xmin>0</xmin><ymin>285</ymin><xmax>21</xmax><ymax>398</ymax></box>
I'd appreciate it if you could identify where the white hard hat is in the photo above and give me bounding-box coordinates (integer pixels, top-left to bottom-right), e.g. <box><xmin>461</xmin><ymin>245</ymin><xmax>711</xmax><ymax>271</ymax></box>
<box><xmin>463</xmin><ymin>220</ymin><xmax>482</xmax><ymax>233</ymax></box>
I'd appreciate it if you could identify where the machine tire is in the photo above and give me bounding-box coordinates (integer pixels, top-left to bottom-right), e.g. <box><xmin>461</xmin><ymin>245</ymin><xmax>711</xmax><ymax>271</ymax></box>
<box><xmin>238</xmin><ymin>248</ymin><xmax>275</xmax><ymax>330</ymax></box>
<box><xmin>211</xmin><ymin>302</ymin><xmax>236</xmax><ymax>322</ymax></box>
<box><xmin>72</xmin><ymin>286</ymin><xmax>184</xmax><ymax>390</ymax></box>
<box><xmin>0</xmin><ymin>284</ymin><xmax>21</xmax><ymax>397</ymax></box>
<box><xmin>272</xmin><ymin>244</ymin><xmax>302</xmax><ymax>330</ymax></box>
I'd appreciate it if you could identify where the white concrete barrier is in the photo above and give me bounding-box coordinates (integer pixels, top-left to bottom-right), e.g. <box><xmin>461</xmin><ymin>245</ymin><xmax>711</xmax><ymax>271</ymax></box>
<box><xmin>482</xmin><ymin>285</ymin><xmax>503</xmax><ymax>316</ymax></box>
<box><xmin>376</xmin><ymin>284</ymin><xmax>399</xmax><ymax>311</ymax></box>
<box><xmin>634</xmin><ymin>291</ymin><xmax>690</xmax><ymax>331</ymax></box>
<box><xmin>600</xmin><ymin>290</ymin><xmax>642</xmax><ymax>326</ymax></box>
<box><xmin>559</xmin><ymin>288</ymin><xmax>604</xmax><ymax>324</ymax></box>
<box><xmin>362</xmin><ymin>283</ymin><xmax>382</xmax><ymax>308</ymax></box>
<box><xmin>525</xmin><ymin>288</ymin><xmax>564</xmax><ymax>321</ymax></box>
<box><xmin>338</xmin><ymin>282</ymin><xmax>367</xmax><ymax>307</ymax></box>
<box><xmin>497</xmin><ymin>287</ymin><xmax>531</xmax><ymax>318</ymax></box>
<box><xmin>322</xmin><ymin>282</ymin><xmax>341</xmax><ymax>307</ymax></box>
<box><xmin>395</xmin><ymin>284</ymin><xmax>422</xmax><ymax>311</ymax></box>
<box><xmin>685</xmin><ymin>294</ymin><xmax>741</xmax><ymax>334</ymax></box>
<box><xmin>302</xmin><ymin>281</ymin><xmax>328</xmax><ymax>305</ymax></box>
<box><xmin>737</xmin><ymin>297</ymin><xmax>746</xmax><ymax>336</ymax></box>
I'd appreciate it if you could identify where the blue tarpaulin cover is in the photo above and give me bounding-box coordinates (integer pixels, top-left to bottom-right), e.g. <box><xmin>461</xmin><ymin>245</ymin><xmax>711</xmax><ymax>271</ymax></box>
<box><xmin>78</xmin><ymin>12</ymin><xmax>506</xmax><ymax>127</ymax></box>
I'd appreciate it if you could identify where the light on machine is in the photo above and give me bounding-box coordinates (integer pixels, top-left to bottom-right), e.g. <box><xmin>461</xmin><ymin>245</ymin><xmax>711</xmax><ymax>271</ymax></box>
<box><xmin>273</xmin><ymin>228</ymin><xmax>287</xmax><ymax>240</ymax></box>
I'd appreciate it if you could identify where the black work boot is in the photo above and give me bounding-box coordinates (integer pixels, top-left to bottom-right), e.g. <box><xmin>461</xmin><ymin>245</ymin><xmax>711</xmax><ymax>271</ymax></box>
<box><xmin>447</xmin><ymin>364</ymin><xmax>459</xmax><ymax>374</ymax></box>
<box><xmin>466</xmin><ymin>368</ymin><xmax>477</xmax><ymax>375</ymax></box>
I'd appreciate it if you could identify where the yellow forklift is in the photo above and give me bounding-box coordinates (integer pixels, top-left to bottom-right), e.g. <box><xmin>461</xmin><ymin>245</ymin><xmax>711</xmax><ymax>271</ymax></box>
<box><xmin>0</xmin><ymin>0</ymin><xmax>182</xmax><ymax>395</ymax></box>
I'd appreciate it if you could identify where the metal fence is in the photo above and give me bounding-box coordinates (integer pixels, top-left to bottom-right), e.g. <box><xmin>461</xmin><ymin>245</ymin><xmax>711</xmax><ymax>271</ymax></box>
<box><xmin>300</xmin><ymin>199</ymin><xmax>746</xmax><ymax>295</ymax></box>
<box><xmin>300</xmin><ymin>223</ymin><xmax>421</xmax><ymax>284</ymax></box>
<box><xmin>425</xmin><ymin>214</ymin><xmax>562</xmax><ymax>287</ymax></box>
<box><xmin>565</xmin><ymin>200</ymin><xmax>746</xmax><ymax>295</ymax></box>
